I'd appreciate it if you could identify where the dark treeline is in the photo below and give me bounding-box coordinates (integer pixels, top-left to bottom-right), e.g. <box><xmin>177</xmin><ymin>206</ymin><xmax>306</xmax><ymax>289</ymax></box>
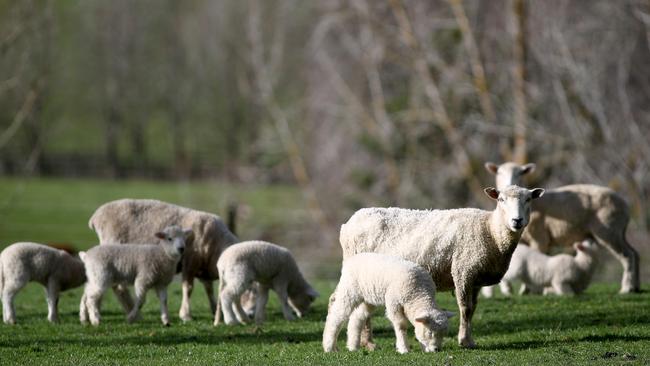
<box><xmin>1</xmin><ymin>0</ymin><xmax>649</xmax><ymax>243</ymax></box>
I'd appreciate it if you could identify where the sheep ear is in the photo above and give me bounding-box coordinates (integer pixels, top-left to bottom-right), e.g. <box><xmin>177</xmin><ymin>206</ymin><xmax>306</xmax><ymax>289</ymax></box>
<box><xmin>484</xmin><ymin>187</ymin><xmax>499</xmax><ymax>200</ymax></box>
<box><xmin>307</xmin><ymin>287</ymin><xmax>320</xmax><ymax>299</ymax></box>
<box><xmin>575</xmin><ymin>242</ymin><xmax>585</xmax><ymax>252</ymax></box>
<box><xmin>415</xmin><ymin>315</ymin><xmax>430</xmax><ymax>324</ymax></box>
<box><xmin>154</xmin><ymin>232</ymin><xmax>166</xmax><ymax>240</ymax></box>
<box><xmin>444</xmin><ymin>311</ymin><xmax>455</xmax><ymax>319</ymax></box>
<box><xmin>485</xmin><ymin>162</ymin><xmax>499</xmax><ymax>175</ymax></box>
<box><xmin>530</xmin><ymin>188</ymin><xmax>545</xmax><ymax>199</ymax></box>
<box><xmin>521</xmin><ymin>163</ymin><xmax>536</xmax><ymax>175</ymax></box>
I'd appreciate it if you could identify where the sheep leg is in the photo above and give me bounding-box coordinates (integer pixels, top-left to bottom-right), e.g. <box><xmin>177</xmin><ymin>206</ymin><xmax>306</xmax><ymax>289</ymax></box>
<box><xmin>2</xmin><ymin>273</ymin><xmax>29</xmax><ymax>325</ymax></box>
<box><xmin>157</xmin><ymin>286</ymin><xmax>170</xmax><ymax>326</ymax></box>
<box><xmin>455</xmin><ymin>284</ymin><xmax>479</xmax><ymax>348</ymax></box>
<box><xmin>112</xmin><ymin>284</ymin><xmax>135</xmax><ymax>314</ymax></box>
<box><xmin>386</xmin><ymin>303</ymin><xmax>410</xmax><ymax>354</ymax></box>
<box><xmin>272</xmin><ymin>282</ymin><xmax>296</xmax><ymax>321</ymax></box>
<box><xmin>519</xmin><ymin>283</ymin><xmax>530</xmax><ymax>295</ymax></box>
<box><xmin>2</xmin><ymin>286</ymin><xmax>18</xmax><ymax>325</ymax></box>
<box><xmin>179</xmin><ymin>276</ymin><xmax>194</xmax><ymax>322</ymax></box>
<box><xmin>45</xmin><ymin>279</ymin><xmax>60</xmax><ymax>323</ymax></box>
<box><xmin>551</xmin><ymin>279</ymin><xmax>574</xmax><ymax>296</ymax></box>
<box><xmin>480</xmin><ymin>286</ymin><xmax>494</xmax><ymax>298</ymax></box>
<box><xmin>200</xmin><ymin>279</ymin><xmax>218</xmax><ymax>314</ymax></box>
<box><xmin>359</xmin><ymin>317</ymin><xmax>376</xmax><ymax>351</ymax></box>
<box><xmin>592</xmin><ymin>228</ymin><xmax>640</xmax><ymax>293</ymax></box>
<box><xmin>85</xmin><ymin>284</ymin><xmax>104</xmax><ymax>326</ymax></box>
<box><xmin>346</xmin><ymin>303</ymin><xmax>373</xmax><ymax>351</ymax></box>
<box><xmin>231</xmin><ymin>297</ymin><xmax>249</xmax><ymax>325</ymax></box>
<box><xmin>241</xmin><ymin>286</ymin><xmax>258</xmax><ymax>319</ymax></box>
<box><xmin>220</xmin><ymin>285</ymin><xmax>240</xmax><ymax>325</ymax></box>
<box><xmin>127</xmin><ymin>281</ymin><xmax>148</xmax><ymax>324</ymax></box>
<box><xmin>79</xmin><ymin>292</ymin><xmax>88</xmax><ymax>324</ymax></box>
<box><xmin>254</xmin><ymin>285</ymin><xmax>269</xmax><ymax>325</ymax></box>
<box><xmin>499</xmin><ymin>280</ymin><xmax>513</xmax><ymax>297</ymax></box>
<box><xmin>322</xmin><ymin>290</ymin><xmax>359</xmax><ymax>352</ymax></box>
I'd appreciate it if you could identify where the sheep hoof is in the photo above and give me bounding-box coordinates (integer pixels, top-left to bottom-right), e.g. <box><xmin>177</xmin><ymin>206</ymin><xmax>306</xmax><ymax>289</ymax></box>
<box><xmin>163</xmin><ymin>322</ymin><xmax>171</xmax><ymax>327</ymax></box>
<box><xmin>323</xmin><ymin>345</ymin><xmax>339</xmax><ymax>353</ymax></box>
<box><xmin>127</xmin><ymin>313</ymin><xmax>140</xmax><ymax>324</ymax></box>
<box><xmin>619</xmin><ymin>287</ymin><xmax>640</xmax><ymax>294</ymax></box>
<box><xmin>459</xmin><ymin>337</ymin><xmax>476</xmax><ymax>349</ymax></box>
<box><xmin>362</xmin><ymin>342</ymin><xmax>377</xmax><ymax>351</ymax></box>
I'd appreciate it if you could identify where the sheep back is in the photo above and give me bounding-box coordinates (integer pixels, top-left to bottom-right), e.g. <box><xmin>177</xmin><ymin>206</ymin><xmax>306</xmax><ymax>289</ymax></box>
<box><xmin>89</xmin><ymin>199</ymin><xmax>237</xmax><ymax>280</ymax></box>
<box><xmin>340</xmin><ymin>207</ymin><xmax>503</xmax><ymax>291</ymax></box>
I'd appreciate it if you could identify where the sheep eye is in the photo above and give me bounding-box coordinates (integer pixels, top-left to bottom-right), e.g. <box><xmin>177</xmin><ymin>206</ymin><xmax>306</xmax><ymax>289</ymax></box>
<box><xmin>167</xmin><ymin>237</ymin><xmax>172</xmax><ymax>242</ymax></box>
<box><xmin>498</xmin><ymin>197</ymin><xmax>504</xmax><ymax>202</ymax></box>
<box><xmin>525</xmin><ymin>197</ymin><xmax>531</xmax><ymax>202</ymax></box>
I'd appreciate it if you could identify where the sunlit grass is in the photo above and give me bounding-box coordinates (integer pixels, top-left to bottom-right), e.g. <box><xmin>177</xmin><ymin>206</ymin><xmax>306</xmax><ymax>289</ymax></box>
<box><xmin>0</xmin><ymin>282</ymin><xmax>647</xmax><ymax>365</ymax></box>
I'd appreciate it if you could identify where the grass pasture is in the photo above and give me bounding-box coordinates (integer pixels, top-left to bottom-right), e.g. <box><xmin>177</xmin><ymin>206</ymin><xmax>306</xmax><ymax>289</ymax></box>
<box><xmin>0</xmin><ymin>283</ymin><xmax>648</xmax><ymax>365</ymax></box>
<box><xmin>0</xmin><ymin>178</ymin><xmax>648</xmax><ymax>365</ymax></box>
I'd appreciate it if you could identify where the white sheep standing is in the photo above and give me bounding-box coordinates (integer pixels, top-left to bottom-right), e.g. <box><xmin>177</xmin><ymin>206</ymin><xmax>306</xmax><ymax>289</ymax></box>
<box><xmin>214</xmin><ymin>240</ymin><xmax>318</xmax><ymax>326</ymax></box>
<box><xmin>499</xmin><ymin>240</ymin><xmax>602</xmax><ymax>296</ymax></box>
<box><xmin>485</xmin><ymin>161</ymin><xmax>640</xmax><ymax>293</ymax></box>
<box><xmin>323</xmin><ymin>253</ymin><xmax>454</xmax><ymax>354</ymax></box>
<box><xmin>88</xmin><ymin>199</ymin><xmax>238</xmax><ymax>322</ymax></box>
<box><xmin>340</xmin><ymin>185</ymin><xmax>544</xmax><ymax>349</ymax></box>
<box><xmin>0</xmin><ymin>243</ymin><xmax>86</xmax><ymax>324</ymax></box>
<box><xmin>79</xmin><ymin>225</ymin><xmax>192</xmax><ymax>326</ymax></box>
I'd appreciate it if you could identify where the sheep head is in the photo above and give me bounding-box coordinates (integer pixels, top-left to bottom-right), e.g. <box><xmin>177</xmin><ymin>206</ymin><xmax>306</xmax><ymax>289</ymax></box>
<box><xmin>485</xmin><ymin>161</ymin><xmax>536</xmax><ymax>190</ymax></box>
<box><xmin>154</xmin><ymin>225</ymin><xmax>193</xmax><ymax>257</ymax></box>
<box><xmin>485</xmin><ymin>185</ymin><xmax>544</xmax><ymax>232</ymax></box>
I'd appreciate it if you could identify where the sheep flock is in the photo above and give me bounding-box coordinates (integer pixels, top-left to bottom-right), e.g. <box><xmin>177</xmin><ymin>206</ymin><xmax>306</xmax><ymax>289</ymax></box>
<box><xmin>0</xmin><ymin>160</ymin><xmax>644</xmax><ymax>354</ymax></box>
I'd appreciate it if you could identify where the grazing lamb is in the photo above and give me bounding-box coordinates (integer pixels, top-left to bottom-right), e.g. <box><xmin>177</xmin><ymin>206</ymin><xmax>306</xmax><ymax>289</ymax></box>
<box><xmin>340</xmin><ymin>185</ymin><xmax>544</xmax><ymax>348</ymax></box>
<box><xmin>323</xmin><ymin>253</ymin><xmax>454</xmax><ymax>354</ymax></box>
<box><xmin>485</xmin><ymin>161</ymin><xmax>640</xmax><ymax>293</ymax></box>
<box><xmin>0</xmin><ymin>243</ymin><xmax>86</xmax><ymax>324</ymax></box>
<box><xmin>89</xmin><ymin>199</ymin><xmax>238</xmax><ymax>322</ymax></box>
<box><xmin>499</xmin><ymin>240</ymin><xmax>601</xmax><ymax>296</ymax></box>
<box><xmin>214</xmin><ymin>240</ymin><xmax>318</xmax><ymax>326</ymax></box>
<box><xmin>79</xmin><ymin>225</ymin><xmax>192</xmax><ymax>326</ymax></box>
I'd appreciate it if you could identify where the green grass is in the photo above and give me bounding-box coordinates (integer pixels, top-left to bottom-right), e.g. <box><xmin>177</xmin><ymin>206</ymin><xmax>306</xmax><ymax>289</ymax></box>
<box><xmin>0</xmin><ymin>283</ymin><xmax>647</xmax><ymax>365</ymax></box>
<box><xmin>0</xmin><ymin>178</ymin><xmax>648</xmax><ymax>364</ymax></box>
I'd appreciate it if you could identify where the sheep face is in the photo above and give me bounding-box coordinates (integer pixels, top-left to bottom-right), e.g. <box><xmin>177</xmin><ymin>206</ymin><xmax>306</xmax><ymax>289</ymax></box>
<box><xmin>288</xmin><ymin>287</ymin><xmax>319</xmax><ymax>318</ymax></box>
<box><xmin>574</xmin><ymin>240</ymin><xmax>600</xmax><ymax>256</ymax></box>
<box><xmin>154</xmin><ymin>226</ymin><xmax>193</xmax><ymax>256</ymax></box>
<box><xmin>414</xmin><ymin>310</ymin><xmax>454</xmax><ymax>352</ymax></box>
<box><xmin>485</xmin><ymin>185</ymin><xmax>545</xmax><ymax>232</ymax></box>
<box><xmin>485</xmin><ymin>162</ymin><xmax>536</xmax><ymax>190</ymax></box>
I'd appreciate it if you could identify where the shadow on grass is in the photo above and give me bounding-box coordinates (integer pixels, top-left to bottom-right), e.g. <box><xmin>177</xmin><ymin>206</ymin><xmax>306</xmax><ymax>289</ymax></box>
<box><xmin>0</xmin><ymin>328</ymin><xmax>324</xmax><ymax>348</ymax></box>
<box><xmin>481</xmin><ymin>333</ymin><xmax>650</xmax><ymax>351</ymax></box>
<box><xmin>470</xmin><ymin>294</ymin><xmax>650</xmax><ymax>337</ymax></box>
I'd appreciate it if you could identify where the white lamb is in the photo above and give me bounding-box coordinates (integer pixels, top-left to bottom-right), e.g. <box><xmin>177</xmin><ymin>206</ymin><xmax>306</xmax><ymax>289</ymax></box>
<box><xmin>0</xmin><ymin>243</ymin><xmax>86</xmax><ymax>324</ymax></box>
<box><xmin>499</xmin><ymin>240</ymin><xmax>601</xmax><ymax>296</ymax></box>
<box><xmin>79</xmin><ymin>225</ymin><xmax>192</xmax><ymax>326</ymax></box>
<box><xmin>323</xmin><ymin>253</ymin><xmax>454</xmax><ymax>354</ymax></box>
<box><xmin>214</xmin><ymin>240</ymin><xmax>318</xmax><ymax>326</ymax></box>
<box><xmin>88</xmin><ymin>199</ymin><xmax>239</xmax><ymax>322</ymax></box>
<box><xmin>340</xmin><ymin>185</ymin><xmax>544</xmax><ymax>348</ymax></box>
<box><xmin>485</xmin><ymin>161</ymin><xmax>640</xmax><ymax>293</ymax></box>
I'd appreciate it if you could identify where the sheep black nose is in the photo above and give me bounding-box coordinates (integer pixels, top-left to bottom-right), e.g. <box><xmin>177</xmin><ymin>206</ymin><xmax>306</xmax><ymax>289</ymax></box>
<box><xmin>178</xmin><ymin>247</ymin><xmax>185</xmax><ymax>255</ymax></box>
